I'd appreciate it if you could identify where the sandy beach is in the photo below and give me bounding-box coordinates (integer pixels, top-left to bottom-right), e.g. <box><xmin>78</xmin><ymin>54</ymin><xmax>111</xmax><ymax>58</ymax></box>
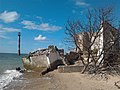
<box><xmin>6</xmin><ymin>70</ymin><xmax>120</xmax><ymax>90</ymax></box>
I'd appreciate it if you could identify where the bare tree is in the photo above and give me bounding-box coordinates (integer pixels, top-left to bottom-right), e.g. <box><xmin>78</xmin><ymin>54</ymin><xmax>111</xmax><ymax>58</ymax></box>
<box><xmin>65</xmin><ymin>7</ymin><xmax>120</xmax><ymax>74</ymax></box>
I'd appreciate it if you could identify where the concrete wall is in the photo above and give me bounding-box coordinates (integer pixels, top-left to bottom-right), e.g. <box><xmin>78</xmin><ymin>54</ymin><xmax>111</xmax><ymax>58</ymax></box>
<box><xmin>77</xmin><ymin>21</ymin><xmax>119</xmax><ymax>64</ymax></box>
<box><xmin>22</xmin><ymin>56</ymin><xmax>48</xmax><ymax>72</ymax></box>
<box><xmin>58</xmin><ymin>65</ymin><xmax>83</xmax><ymax>73</ymax></box>
<box><xmin>22</xmin><ymin>49</ymin><xmax>63</xmax><ymax>71</ymax></box>
<box><xmin>30</xmin><ymin>55</ymin><xmax>49</xmax><ymax>68</ymax></box>
<box><xmin>97</xmin><ymin>26</ymin><xmax>104</xmax><ymax>62</ymax></box>
<box><xmin>48</xmin><ymin>51</ymin><xmax>61</xmax><ymax>64</ymax></box>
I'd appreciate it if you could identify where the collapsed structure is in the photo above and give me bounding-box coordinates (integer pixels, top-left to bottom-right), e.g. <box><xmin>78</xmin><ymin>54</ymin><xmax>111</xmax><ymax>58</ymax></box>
<box><xmin>76</xmin><ymin>21</ymin><xmax>120</xmax><ymax>65</ymax></box>
<box><xmin>22</xmin><ymin>45</ymin><xmax>64</xmax><ymax>72</ymax></box>
<box><xmin>22</xmin><ymin>21</ymin><xmax>120</xmax><ymax>73</ymax></box>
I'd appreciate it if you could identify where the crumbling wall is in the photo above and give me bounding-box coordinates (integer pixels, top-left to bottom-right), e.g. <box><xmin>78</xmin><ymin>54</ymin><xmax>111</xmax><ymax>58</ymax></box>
<box><xmin>58</xmin><ymin>65</ymin><xmax>83</xmax><ymax>73</ymax></box>
<box><xmin>22</xmin><ymin>45</ymin><xmax>64</xmax><ymax>71</ymax></box>
<box><xmin>22</xmin><ymin>55</ymin><xmax>49</xmax><ymax>72</ymax></box>
<box><xmin>64</xmin><ymin>52</ymin><xmax>79</xmax><ymax>65</ymax></box>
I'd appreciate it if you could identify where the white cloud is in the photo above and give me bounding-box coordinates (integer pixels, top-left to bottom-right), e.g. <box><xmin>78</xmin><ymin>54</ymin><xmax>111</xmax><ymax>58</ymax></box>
<box><xmin>0</xmin><ymin>25</ymin><xmax>20</xmax><ymax>32</ymax></box>
<box><xmin>0</xmin><ymin>34</ymin><xmax>7</xmax><ymax>39</ymax></box>
<box><xmin>34</xmin><ymin>34</ymin><xmax>46</xmax><ymax>41</ymax></box>
<box><xmin>75</xmin><ymin>0</ymin><xmax>89</xmax><ymax>7</ymax></box>
<box><xmin>21</xmin><ymin>20</ymin><xmax>62</xmax><ymax>31</ymax></box>
<box><xmin>0</xmin><ymin>24</ymin><xmax>20</xmax><ymax>39</ymax></box>
<box><xmin>0</xmin><ymin>11</ymin><xmax>19</xmax><ymax>23</ymax></box>
<box><xmin>36</xmin><ymin>16</ymin><xmax>42</xmax><ymax>20</ymax></box>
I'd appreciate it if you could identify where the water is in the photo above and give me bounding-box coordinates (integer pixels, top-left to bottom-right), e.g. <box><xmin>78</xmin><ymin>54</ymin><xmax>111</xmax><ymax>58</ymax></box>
<box><xmin>0</xmin><ymin>53</ymin><xmax>27</xmax><ymax>90</ymax></box>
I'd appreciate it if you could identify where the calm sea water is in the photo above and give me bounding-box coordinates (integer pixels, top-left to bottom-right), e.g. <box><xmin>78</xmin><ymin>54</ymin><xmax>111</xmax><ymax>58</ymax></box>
<box><xmin>0</xmin><ymin>53</ymin><xmax>26</xmax><ymax>73</ymax></box>
<box><xmin>0</xmin><ymin>53</ymin><xmax>27</xmax><ymax>90</ymax></box>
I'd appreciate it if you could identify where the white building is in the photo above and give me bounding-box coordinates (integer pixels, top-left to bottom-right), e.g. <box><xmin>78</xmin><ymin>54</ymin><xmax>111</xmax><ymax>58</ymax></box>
<box><xmin>77</xmin><ymin>21</ymin><xmax>119</xmax><ymax>63</ymax></box>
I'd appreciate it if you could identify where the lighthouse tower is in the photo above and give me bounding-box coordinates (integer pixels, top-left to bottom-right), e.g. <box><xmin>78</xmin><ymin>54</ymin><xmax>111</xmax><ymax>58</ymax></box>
<box><xmin>18</xmin><ymin>32</ymin><xmax>21</xmax><ymax>55</ymax></box>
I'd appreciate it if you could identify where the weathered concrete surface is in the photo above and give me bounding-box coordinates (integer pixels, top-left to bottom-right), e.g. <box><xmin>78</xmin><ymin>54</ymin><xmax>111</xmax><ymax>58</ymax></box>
<box><xmin>58</xmin><ymin>65</ymin><xmax>83</xmax><ymax>73</ymax></box>
<box><xmin>22</xmin><ymin>56</ymin><xmax>48</xmax><ymax>72</ymax></box>
<box><xmin>22</xmin><ymin>45</ymin><xmax>64</xmax><ymax>72</ymax></box>
<box><xmin>64</xmin><ymin>51</ymin><xmax>79</xmax><ymax>65</ymax></box>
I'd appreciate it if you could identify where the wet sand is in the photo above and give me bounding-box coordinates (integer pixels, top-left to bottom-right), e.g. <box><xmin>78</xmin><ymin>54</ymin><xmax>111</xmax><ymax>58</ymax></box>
<box><xmin>5</xmin><ymin>70</ymin><xmax>120</xmax><ymax>90</ymax></box>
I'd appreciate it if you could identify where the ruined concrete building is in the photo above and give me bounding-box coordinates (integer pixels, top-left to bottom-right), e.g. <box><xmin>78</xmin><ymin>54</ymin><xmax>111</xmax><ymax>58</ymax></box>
<box><xmin>22</xmin><ymin>45</ymin><xmax>64</xmax><ymax>72</ymax></box>
<box><xmin>76</xmin><ymin>21</ymin><xmax>120</xmax><ymax>64</ymax></box>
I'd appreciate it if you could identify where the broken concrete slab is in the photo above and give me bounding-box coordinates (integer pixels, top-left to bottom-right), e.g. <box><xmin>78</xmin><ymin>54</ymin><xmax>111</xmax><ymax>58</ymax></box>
<box><xmin>58</xmin><ymin>65</ymin><xmax>84</xmax><ymax>73</ymax></box>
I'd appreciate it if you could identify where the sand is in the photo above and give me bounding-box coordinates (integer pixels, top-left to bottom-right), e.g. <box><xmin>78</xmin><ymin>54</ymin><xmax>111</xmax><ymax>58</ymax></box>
<box><xmin>6</xmin><ymin>70</ymin><xmax>120</xmax><ymax>90</ymax></box>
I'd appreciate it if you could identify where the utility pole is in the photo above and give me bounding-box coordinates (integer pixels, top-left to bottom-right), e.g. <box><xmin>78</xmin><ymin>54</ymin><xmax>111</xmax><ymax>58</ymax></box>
<box><xmin>18</xmin><ymin>32</ymin><xmax>21</xmax><ymax>55</ymax></box>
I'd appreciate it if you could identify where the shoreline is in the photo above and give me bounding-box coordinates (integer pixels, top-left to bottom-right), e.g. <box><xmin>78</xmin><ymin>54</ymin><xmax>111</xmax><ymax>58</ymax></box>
<box><xmin>5</xmin><ymin>70</ymin><xmax>120</xmax><ymax>90</ymax></box>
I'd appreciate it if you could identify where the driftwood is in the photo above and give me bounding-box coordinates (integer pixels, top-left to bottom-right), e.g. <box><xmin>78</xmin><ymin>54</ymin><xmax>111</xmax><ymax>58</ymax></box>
<box><xmin>115</xmin><ymin>81</ymin><xmax>120</xmax><ymax>89</ymax></box>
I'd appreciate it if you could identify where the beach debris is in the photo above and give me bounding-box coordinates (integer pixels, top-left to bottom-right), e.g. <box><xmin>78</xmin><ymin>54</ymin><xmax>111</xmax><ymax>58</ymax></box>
<box><xmin>114</xmin><ymin>81</ymin><xmax>120</xmax><ymax>89</ymax></box>
<box><xmin>22</xmin><ymin>45</ymin><xmax>64</xmax><ymax>72</ymax></box>
<box><xmin>16</xmin><ymin>67</ymin><xmax>25</xmax><ymax>73</ymax></box>
<box><xmin>64</xmin><ymin>51</ymin><xmax>80</xmax><ymax>65</ymax></box>
<box><xmin>16</xmin><ymin>67</ymin><xmax>21</xmax><ymax>71</ymax></box>
<box><xmin>58</xmin><ymin>65</ymin><xmax>83</xmax><ymax>73</ymax></box>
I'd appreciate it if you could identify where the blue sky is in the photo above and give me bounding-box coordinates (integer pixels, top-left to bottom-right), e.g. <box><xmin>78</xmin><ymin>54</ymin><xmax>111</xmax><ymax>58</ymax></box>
<box><xmin>0</xmin><ymin>0</ymin><xmax>120</xmax><ymax>53</ymax></box>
